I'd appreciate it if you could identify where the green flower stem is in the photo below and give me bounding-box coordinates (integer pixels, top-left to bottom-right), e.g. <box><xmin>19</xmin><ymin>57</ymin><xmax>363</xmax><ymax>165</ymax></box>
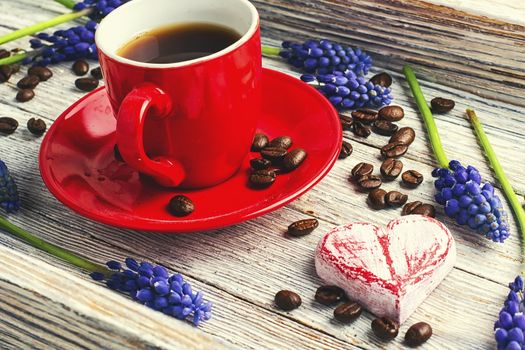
<box><xmin>0</xmin><ymin>52</ymin><xmax>28</xmax><ymax>66</ymax></box>
<box><xmin>262</xmin><ymin>45</ymin><xmax>281</xmax><ymax>56</ymax></box>
<box><xmin>54</xmin><ymin>0</ymin><xmax>77</xmax><ymax>9</ymax></box>
<box><xmin>467</xmin><ymin>109</ymin><xmax>525</xmax><ymax>255</ymax></box>
<box><xmin>403</xmin><ymin>65</ymin><xmax>449</xmax><ymax>168</ymax></box>
<box><xmin>0</xmin><ymin>216</ymin><xmax>107</xmax><ymax>274</ymax></box>
<box><xmin>0</xmin><ymin>8</ymin><xmax>92</xmax><ymax>46</ymax></box>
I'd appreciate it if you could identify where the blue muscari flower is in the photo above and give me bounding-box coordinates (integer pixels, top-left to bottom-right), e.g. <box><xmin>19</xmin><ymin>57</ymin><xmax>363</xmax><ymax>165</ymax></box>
<box><xmin>91</xmin><ymin>258</ymin><xmax>212</xmax><ymax>326</ymax></box>
<box><xmin>495</xmin><ymin>276</ymin><xmax>525</xmax><ymax>350</ymax></box>
<box><xmin>0</xmin><ymin>160</ymin><xmax>20</xmax><ymax>213</ymax></box>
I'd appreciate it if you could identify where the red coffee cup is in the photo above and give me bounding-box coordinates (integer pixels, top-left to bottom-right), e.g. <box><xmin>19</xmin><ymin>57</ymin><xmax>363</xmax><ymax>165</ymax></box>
<box><xmin>96</xmin><ymin>0</ymin><xmax>261</xmax><ymax>188</ymax></box>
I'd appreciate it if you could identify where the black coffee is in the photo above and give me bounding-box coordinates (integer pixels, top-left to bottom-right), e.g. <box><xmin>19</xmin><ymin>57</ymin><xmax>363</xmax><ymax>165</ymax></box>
<box><xmin>118</xmin><ymin>22</ymin><xmax>241</xmax><ymax>63</ymax></box>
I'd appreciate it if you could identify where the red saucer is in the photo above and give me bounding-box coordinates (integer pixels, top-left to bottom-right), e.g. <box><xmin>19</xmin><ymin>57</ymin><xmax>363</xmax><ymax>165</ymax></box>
<box><xmin>39</xmin><ymin>68</ymin><xmax>341</xmax><ymax>232</ymax></box>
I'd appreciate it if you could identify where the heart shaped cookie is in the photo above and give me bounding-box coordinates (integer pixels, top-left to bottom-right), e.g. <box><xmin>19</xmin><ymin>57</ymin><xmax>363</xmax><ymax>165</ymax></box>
<box><xmin>315</xmin><ymin>215</ymin><xmax>456</xmax><ymax>324</ymax></box>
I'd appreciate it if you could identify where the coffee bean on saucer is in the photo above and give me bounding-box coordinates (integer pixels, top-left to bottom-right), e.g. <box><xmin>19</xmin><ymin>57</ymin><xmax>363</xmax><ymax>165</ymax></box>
<box><xmin>373</xmin><ymin>120</ymin><xmax>398</xmax><ymax>136</ymax></box>
<box><xmin>114</xmin><ymin>144</ymin><xmax>123</xmax><ymax>161</ymax></box>
<box><xmin>75</xmin><ymin>77</ymin><xmax>99</xmax><ymax>92</ymax></box>
<box><xmin>368</xmin><ymin>188</ymin><xmax>387</xmax><ymax>210</ymax></box>
<box><xmin>251</xmin><ymin>133</ymin><xmax>269</xmax><ymax>151</ymax></box>
<box><xmin>315</xmin><ymin>285</ymin><xmax>346</xmax><ymax>305</ymax></box>
<box><xmin>282</xmin><ymin>148</ymin><xmax>307</xmax><ymax>172</ymax></box>
<box><xmin>334</xmin><ymin>302</ymin><xmax>362</xmax><ymax>323</ymax></box>
<box><xmin>389</xmin><ymin>127</ymin><xmax>415</xmax><ymax>146</ymax></box>
<box><xmin>28</xmin><ymin>66</ymin><xmax>53</xmax><ymax>81</ymax></box>
<box><xmin>0</xmin><ymin>65</ymin><xmax>12</xmax><ymax>83</ymax></box>
<box><xmin>381</xmin><ymin>142</ymin><xmax>408</xmax><ymax>158</ymax></box>
<box><xmin>274</xmin><ymin>290</ymin><xmax>301</xmax><ymax>311</ymax></box>
<box><xmin>249</xmin><ymin>169</ymin><xmax>276</xmax><ymax>188</ymax></box>
<box><xmin>357</xmin><ymin>175</ymin><xmax>382</xmax><ymax>190</ymax></box>
<box><xmin>340</xmin><ymin>114</ymin><xmax>353</xmax><ymax>131</ymax></box>
<box><xmin>380</xmin><ymin>158</ymin><xmax>403</xmax><ymax>180</ymax></box>
<box><xmin>288</xmin><ymin>218</ymin><xmax>318</xmax><ymax>237</ymax></box>
<box><xmin>0</xmin><ymin>49</ymin><xmax>9</xmax><ymax>59</ymax></box>
<box><xmin>352</xmin><ymin>121</ymin><xmax>371</xmax><ymax>138</ymax></box>
<box><xmin>402</xmin><ymin>201</ymin><xmax>436</xmax><ymax>217</ymax></box>
<box><xmin>351</xmin><ymin>162</ymin><xmax>373</xmax><ymax>178</ymax></box>
<box><xmin>372</xmin><ymin>317</ymin><xmax>399</xmax><ymax>341</ymax></box>
<box><xmin>431</xmin><ymin>97</ymin><xmax>455</xmax><ymax>113</ymax></box>
<box><xmin>268</xmin><ymin>135</ymin><xmax>292</xmax><ymax>150</ymax></box>
<box><xmin>0</xmin><ymin>117</ymin><xmax>18</xmax><ymax>134</ymax></box>
<box><xmin>405</xmin><ymin>322</ymin><xmax>432</xmax><ymax>347</ymax></box>
<box><xmin>27</xmin><ymin>117</ymin><xmax>46</xmax><ymax>136</ymax></box>
<box><xmin>260</xmin><ymin>147</ymin><xmax>287</xmax><ymax>163</ymax></box>
<box><xmin>250</xmin><ymin>157</ymin><xmax>271</xmax><ymax>170</ymax></box>
<box><xmin>385</xmin><ymin>191</ymin><xmax>408</xmax><ymax>207</ymax></box>
<box><xmin>72</xmin><ymin>59</ymin><xmax>89</xmax><ymax>76</ymax></box>
<box><xmin>351</xmin><ymin>109</ymin><xmax>378</xmax><ymax>124</ymax></box>
<box><xmin>17</xmin><ymin>75</ymin><xmax>39</xmax><ymax>89</ymax></box>
<box><xmin>379</xmin><ymin>105</ymin><xmax>404</xmax><ymax>122</ymax></box>
<box><xmin>339</xmin><ymin>141</ymin><xmax>353</xmax><ymax>159</ymax></box>
<box><xmin>168</xmin><ymin>195</ymin><xmax>194</xmax><ymax>217</ymax></box>
<box><xmin>91</xmin><ymin>66</ymin><xmax>103</xmax><ymax>80</ymax></box>
<box><xmin>16</xmin><ymin>89</ymin><xmax>34</xmax><ymax>102</ymax></box>
<box><xmin>402</xmin><ymin>170</ymin><xmax>424</xmax><ymax>187</ymax></box>
<box><xmin>370</xmin><ymin>72</ymin><xmax>392</xmax><ymax>87</ymax></box>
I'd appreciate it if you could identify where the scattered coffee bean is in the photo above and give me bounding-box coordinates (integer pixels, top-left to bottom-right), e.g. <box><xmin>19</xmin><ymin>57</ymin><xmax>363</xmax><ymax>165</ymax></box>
<box><xmin>389</xmin><ymin>127</ymin><xmax>415</xmax><ymax>146</ymax></box>
<box><xmin>260</xmin><ymin>147</ymin><xmax>287</xmax><ymax>163</ymax></box>
<box><xmin>380</xmin><ymin>158</ymin><xmax>403</xmax><ymax>180</ymax></box>
<box><xmin>72</xmin><ymin>59</ymin><xmax>89</xmax><ymax>76</ymax></box>
<box><xmin>351</xmin><ymin>109</ymin><xmax>378</xmax><ymax>124</ymax></box>
<box><xmin>357</xmin><ymin>174</ymin><xmax>382</xmax><ymax>190</ymax></box>
<box><xmin>381</xmin><ymin>142</ymin><xmax>408</xmax><ymax>158</ymax></box>
<box><xmin>402</xmin><ymin>201</ymin><xmax>422</xmax><ymax>216</ymax></box>
<box><xmin>339</xmin><ymin>141</ymin><xmax>353</xmax><ymax>159</ymax></box>
<box><xmin>370</xmin><ymin>72</ymin><xmax>392</xmax><ymax>87</ymax></box>
<box><xmin>288</xmin><ymin>218</ymin><xmax>319</xmax><ymax>237</ymax></box>
<box><xmin>351</xmin><ymin>162</ymin><xmax>373</xmax><ymax>178</ymax></box>
<box><xmin>372</xmin><ymin>317</ymin><xmax>399</xmax><ymax>341</ymax></box>
<box><xmin>402</xmin><ymin>201</ymin><xmax>436</xmax><ymax>217</ymax></box>
<box><xmin>17</xmin><ymin>75</ymin><xmax>39</xmax><ymax>89</ymax></box>
<box><xmin>378</xmin><ymin>105</ymin><xmax>404</xmax><ymax>122</ymax></box>
<box><xmin>0</xmin><ymin>49</ymin><xmax>9</xmax><ymax>59</ymax></box>
<box><xmin>368</xmin><ymin>188</ymin><xmax>387</xmax><ymax>210</ymax></box>
<box><xmin>334</xmin><ymin>302</ymin><xmax>362</xmax><ymax>323</ymax></box>
<box><xmin>268</xmin><ymin>135</ymin><xmax>292</xmax><ymax>150</ymax></box>
<box><xmin>251</xmin><ymin>133</ymin><xmax>269</xmax><ymax>151</ymax></box>
<box><xmin>10</xmin><ymin>64</ymin><xmax>20</xmax><ymax>74</ymax></box>
<box><xmin>114</xmin><ymin>144</ymin><xmax>123</xmax><ymax>161</ymax></box>
<box><xmin>27</xmin><ymin>118</ymin><xmax>46</xmax><ymax>135</ymax></box>
<box><xmin>314</xmin><ymin>285</ymin><xmax>346</xmax><ymax>305</ymax></box>
<box><xmin>250</xmin><ymin>157</ymin><xmax>271</xmax><ymax>170</ymax></box>
<box><xmin>16</xmin><ymin>89</ymin><xmax>34</xmax><ymax>102</ymax></box>
<box><xmin>0</xmin><ymin>117</ymin><xmax>18</xmax><ymax>134</ymax></box>
<box><xmin>91</xmin><ymin>66</ymin><xmax>103</xmax><ymax>80</ymax></box>
<box><xmin>28</xmin><ymin>66</ymin><xmax>53</xmax><ymax>81</ymax></box>
<box><xmin>282</xmin><ymin>148</ymin><xmax>307</xmax><ymax>172</ymax></box>
<box><xmin>0</xmin><ymin>65</ymin><xmax>12</xmax><ymax>83</ymax></box>
<box><xmin>352</xmin><ymin>121</ymin><xmax>371</xmax><ymax>138</ymax></box>
<box><xmin>431</xmin><ymin>97</ymin><xmax>455</xmax><ymax>113</ymax></box>
<box><xmin>340</xmin><ymin>114</ymin><xmax>353</xmax><ymax>131</ymax></box>
<box><xmin>373</xmin><ymin>119</ymin><xmax>398</xmax><ymax>136</ymax></box>
<box><xmin>274</xmin><ymin>290</ymin><xmax>301</xmax><ymax>311</ymax></box>
<box><xmin>402</xmin><ymin>170</ymin><xmax>424</xmax><ymax>187</ymax></box>
<box><xmin>386</xmin><ymin>191</ymin><xmax>408</xmax><ymax>207</ymax></box>
<box><xmin>249</xmin><ymin>169</ymin><xmax>276</xmax><ymax>188</ymax></box>
<box><xmin>75</xmin><ymin>77</ymin><xmax>99</xmax><ymax>92</ymax></box>
<box><xmin>405</xmin><ymin>322</ymin><xmax>432</xmax><ymax>347</ymax></box>
<box><xmin>168</xmin><ymin>195</ymin><xmax>194</xmax><ymax>217</ymax></box>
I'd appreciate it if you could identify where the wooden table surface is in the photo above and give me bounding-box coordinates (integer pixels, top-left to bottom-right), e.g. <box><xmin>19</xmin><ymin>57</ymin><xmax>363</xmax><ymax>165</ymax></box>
<box><xmin>0</xmin><ymin>1</ymin><xmax>524</xmax><ymax>349</ymax></box>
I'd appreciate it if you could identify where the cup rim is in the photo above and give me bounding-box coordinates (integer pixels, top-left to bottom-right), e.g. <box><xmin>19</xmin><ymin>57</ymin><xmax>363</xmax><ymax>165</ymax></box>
<box><xmin>95</xmin><ymin>0</ymin><xmax>259</xmax><ymax>69</ymax></box>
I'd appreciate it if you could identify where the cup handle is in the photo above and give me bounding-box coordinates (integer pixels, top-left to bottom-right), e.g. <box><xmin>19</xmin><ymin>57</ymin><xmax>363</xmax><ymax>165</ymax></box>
<box><xmin>116</xmin><ymin>83</ymin><xmax>185</xmax><ymax>187</ymax></box>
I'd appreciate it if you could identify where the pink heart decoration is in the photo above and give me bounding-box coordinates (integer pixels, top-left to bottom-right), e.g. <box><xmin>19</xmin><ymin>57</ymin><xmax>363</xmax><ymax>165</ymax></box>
<box><xmin>315</xmin><ymin>215</ymin><xmax>456</xmax><ymax>324</ymax></box>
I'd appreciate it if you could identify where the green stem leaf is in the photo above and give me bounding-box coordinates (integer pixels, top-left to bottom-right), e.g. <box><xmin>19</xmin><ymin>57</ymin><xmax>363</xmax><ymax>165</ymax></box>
<box><xmin>0</xmin><ymin>52</ymin><xmax>28</xmax><ymax>66</ymax></box>
<box><xmin>403</xmin><ymin>65</ymin><xmax>449</xmax><ymax>168</ymax></box>
<box><xmin>262</xmin><ymin>45</ymin><xmax>281</xmax><ymax>56</ymax></box>
<box><xmin>54</xmin><ymin>0</ymin><xmax>77</xmax><ymax>9</ymax></box>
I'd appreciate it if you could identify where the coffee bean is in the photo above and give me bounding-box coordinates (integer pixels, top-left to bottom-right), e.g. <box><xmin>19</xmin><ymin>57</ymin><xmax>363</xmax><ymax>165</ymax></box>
<box><xmin>368</xmin><ymin>188</ymin><xmax>387</xmax><ymax>209</ymax></box>
<box><xmin>168</xmin><ymin>195</ymin><xmax>194</xmax><ymax>216</ymax></box>
<box><xmin>16</xmin><ymin>89</ymin><xmax>34</xmax><ymax>102</ymax></box>
<box><xmin>249</xmin><ymin>169</ymin><xmax>276</xmax><ymax>188</ymax></box>
<box><xmin>314</xmin><ymin>285</ymin><xmax>346</xmax><ymax>305</ymax></box>
<box><xmin>380</xmin><ymin>158</ymin><xmax>403</xmax><ymax>180</ymax></box>
<box><xmin>372</xmin><ymin>317</ymin><xmax>399</xmax><ymax>341</ymax></box>
<box><xmin>334</xmin><ymin>302</ymin><xmax>362</xmax><ymax>323</ymax></box>
<box><xmin>357</xmin><ymin>175</ymin><xmax>382</xmax><ymax>190</ymax></box>
<box><xmin>91</xmin><ymin>66</ymin><xmax>103</xmax><ymax>80</ymax></box>
<box><xmin>0</xmin><ymin>49</ymin><xmax>9</xmax><ymax>59</ymax></box>
<box><xmin>340</xmin><ymin>114</ymin><xmax>353</xmax><ymax>131</ymax></box>
<box><xmin>282</xmin><ymin>148</ymin><xmax>307</xmax><ymax>172</ymax></box>
<box><xmin>402</xmin><ymin>201</ymin><xmax>436</xmax><ymax>217</ymax></box>
<box><xmin>17</xmin><ymin>75</ymin><xmax>39</xmax><ymax>89</ymax></box>
<box><xmin>28</xmin><ymin>66</ymin><xmax>53</xmax><ymax>81</ymax></box>
<box><xmin>339</xmin><ymin>141</ymin><xmax>353</xmax><ymax>159</ymax></box>
<box><xmin>386</xmin><ymin>191</ymin><xmax>408</xmax><ymax>207</ymax></box>
<box><xmin>381</xmin><ymin>142</ymin><xmax>408</xmax><ymax>158</ymax></box>
<box><xmin>370</xmin><ymin>72</ymin><xmax>392</xmax><ymax>87</ymax></box>
<box><xmin>250</xmin><ymin>157</ymin><xmax>271</xmax><ymax>170</ymax></box>
<box><xmin>379</xmin><ymin>105</ymin><xmax>404</xmax><ymax>122</ymax></box>
<box><xmin>260</xmin><ymin>147</ymin><xmax>287</xmax><ymax>163</ymax></box>
<box><xmin>268</xmin><ymin>136</ymin><xmax>292</xmax><ymax>150</ymax></box>
<box><xmin>0</xmin><ymin>65</ymin><xmax>12</xmax><ymax>83</ymax></box>
<box><xmin>27</xmin><ymin>118</ymin><xmax>46</xmax><ymax>136</ymax></box>
<box><xmin>288</xmin><ymin>218</ymin><xmax>319</xmax><ymax>237</ymax></box>
<box><xmin>402</xmin><ymin>201</ymin><xmax>422</xmax><ymax>216</ymax></box>
<box><xmin>251</xmin><ymin>133</ymin><xmax>269</xmax><ymax>151</ymax></box>
<box><xmin>389</xmin><ymin>127</ymin><xmax>415</xmax><ymax>146</ymax></box>
<box><xmin>10</xmin><ymin>64</ymin><xmax>20</xmax><ymax>74</ymax></box>
<box><xmin>351</xmin><ymin>109</ymin><xmax>378</xmax><ymax>124</ymax></box>
<box><xmin>402</xmin><ymin>170</ymin><xmax>424</xmax><ymax>187</ymax></box>
<box><xmin>72</xmin><ymin>59</ymin><xmax>90</xmax><ymax>76</ymax></box>
<box><xmin>114</xmin><ymin>145</ymin><xmax>123</xmax><ymax>161</ymax></box>
<box><xmin>274</xmin><ymin>290</ymin><xmax>301</xmax><ymax>311</ymax></box>
<box><xmin>373</xmin><ymin>120</ymin><xmax>398</xmax><ymax>136</ymax></box>
<box><xmin>0</xmin><ymin>117</ymin><xmax>18</xmax><ymax>134</ymax></box>
<box><xmin>75</xmin><ymin>77</ymin><xmax>99</xmax><ymax>92</ymax></box>
<box><xmin>351</xmin><ymin>162</ymin><xmax>373</xmax><ymax>178</ymax></box>
<box><xmin>352</xmin><ymin>121</ymin><xmax>371</xmax><ymax>138</ymax></box>
<box><xmin>431</xmin><ymin>97</ymin><xmax>455</xmax><ymax>113</ymax></box>
<box><xmin>405</xmin><ymin>322</ymin><xmax>432</xmax><ymax>347</ymax></box>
